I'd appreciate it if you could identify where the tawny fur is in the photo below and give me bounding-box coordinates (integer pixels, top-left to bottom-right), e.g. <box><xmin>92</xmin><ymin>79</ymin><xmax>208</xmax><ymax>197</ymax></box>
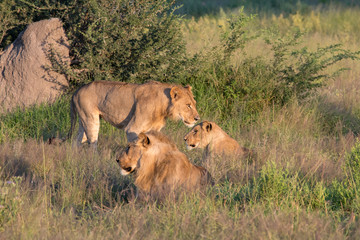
<box><xmin>116</xmin><ymin>131</ymin><xmax>213</xmax><ymax>196</ymax></box>
<box><xmin>68</xmin><ymin>81</ymin><xmax>200</xmax><ymax>146</ymax></box>
<box><xmin>184</xmin><ymin>121</ymin><xmax>251</xmax><ymax>159</ymax></box>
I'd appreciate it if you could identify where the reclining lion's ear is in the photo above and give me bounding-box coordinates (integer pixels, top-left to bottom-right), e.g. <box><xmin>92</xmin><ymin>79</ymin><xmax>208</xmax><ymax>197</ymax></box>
<box><xmin>170</xmin><ymin>86</ymin><xmax>181</xmax><ymax>100</ymax></box>
<box><xmin>184</xmin><ymin>85</ymin><xmax>192</xmax><ymax>93</ymax></box>
<box><xmin>203</xmin><ymin>121</ymin><xmax>212</xmax><ymax>132</ymax></box>
<box><xmin>138</xmin><ymin>132</ymin><xmax>151</xmax><ymax>147</ymax></box>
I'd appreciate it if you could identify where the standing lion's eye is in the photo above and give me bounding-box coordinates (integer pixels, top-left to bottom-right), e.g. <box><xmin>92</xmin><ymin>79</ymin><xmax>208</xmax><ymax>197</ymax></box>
<box><xmin>193</xmin><ymin>129</ymin><xmax>198</xmax><ymax>135</ymax></box>
<box><xmin>187</xmin><ymin>104</ymin><xmax>192</xmax><ymax>109</ymax></box>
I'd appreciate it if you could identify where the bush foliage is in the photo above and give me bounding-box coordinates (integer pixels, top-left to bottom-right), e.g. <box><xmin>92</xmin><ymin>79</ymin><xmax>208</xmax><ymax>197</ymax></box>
<box><xmin>1</xmin><ymin>0</ymin><xmax>188</xmax><ymax>89</ymax></box>
<box><xmin>328</xmin><ymin>140</ymin><xmax>360</xmax><ymax>212</ymax></box>
<box><xmin>184</xmin><ymin>11</ymin><xmax>359</xmax><ymax>121</ymax></box>
<box><xmin>63</xmin><ymin>0</ymin><xmax>188</xmax><ymax>86</ymax></box>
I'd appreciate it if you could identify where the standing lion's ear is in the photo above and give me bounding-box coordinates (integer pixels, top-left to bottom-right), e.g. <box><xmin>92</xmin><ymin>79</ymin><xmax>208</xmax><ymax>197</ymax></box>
<box><xmin>138</xmin><ymin>133</ymin><xmax>151</xmax><ymax>147</ymax></box>
<box><xmin>203</xmin><ymin>121</ymin><xmax>212</xmax><ymax>132</ymax></box>
<box><xmin>170</xmin><ymin>86</ymin><xmax>181</xmax><ymax>100</ymax></box>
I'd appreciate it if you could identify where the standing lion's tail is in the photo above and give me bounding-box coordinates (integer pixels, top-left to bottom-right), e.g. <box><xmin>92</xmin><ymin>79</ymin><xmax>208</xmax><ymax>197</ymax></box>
<box><xmin>67</xmin><ymin>95</ymin><xmax>77</xmax><ymax>140</ymax></box>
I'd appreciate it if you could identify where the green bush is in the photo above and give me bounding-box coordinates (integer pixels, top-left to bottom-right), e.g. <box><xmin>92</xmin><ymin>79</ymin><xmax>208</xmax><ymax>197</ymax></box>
<box><xmin>254</xmin><ymin>162</ymin><xmax>297</xmax><ymax>204</ymax></box>
<box><xmin>299</xmin><ymin>180</ymin><xmax>327</xmax><ymax>210</ymax></box>
<box><xmin>328</xmin><ymin>140</ymin><xmax>360</xmax><ymax>212</ymax></box>
<box><xmin>328</xmin><ymin>179</ymin><xmax>355</xmax><ymax>212</ymax></box>
<box><xmin>0</xmin><ymin>0</ymin><xmax>188</xmax><ymax>89</ymax></box>
<box><xmin>0</xmin><ymin>0</ymin><xmax>18</xmax><ymax>51</ymax></box>
<box><xmin>0</xmin><ymin>0</ymin><xmax>67</xmax><ymax>51</ymax></box>
<box><xmin>185</xmin><ymin>11</ymin><xmax>359</xmax><ymax>121</ymax></box>
<box><xmin>345</xmin><ymin>140</ymin><xmax>360</xmax><ymax>185</ymax></box>
<box><xmin>242</xmin><ymin>162</ymin><xmax>328</xmax><ymax>210</ymax></box>
<box><xmin>63</xmin><ymin>0</ymin><xmax>188</xmax><ymax>87</ymax></box>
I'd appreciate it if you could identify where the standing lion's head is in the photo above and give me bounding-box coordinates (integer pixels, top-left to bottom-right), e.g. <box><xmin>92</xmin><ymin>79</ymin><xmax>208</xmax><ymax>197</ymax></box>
<box><xmin>168</xmin><ymin>85</ymin><xmax>200</xmax><ymax>127</ymax></box>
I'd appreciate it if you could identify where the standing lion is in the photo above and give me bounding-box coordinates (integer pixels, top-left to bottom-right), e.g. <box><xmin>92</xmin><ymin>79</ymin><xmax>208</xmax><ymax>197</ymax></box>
<box><xmin>116</xmin><ymin>131</ymin><xmax>213</xmax><ymax>198</ymax></box>
<box><xmin>68</xmin><ymin>81</ymin><xmax>200</xmax><ymax>147</ymax></box>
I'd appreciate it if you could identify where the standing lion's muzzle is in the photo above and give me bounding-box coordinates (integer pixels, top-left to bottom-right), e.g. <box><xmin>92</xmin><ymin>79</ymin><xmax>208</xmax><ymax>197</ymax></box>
<box><xmin>183</xmin><ymin>121</ymin><xmax>196</xmax><ymax>128</ymax></box>
<box><xmin>188</xmin><ymin>114</ymin><xmax>200</xmax><ymax>126</ymax></box>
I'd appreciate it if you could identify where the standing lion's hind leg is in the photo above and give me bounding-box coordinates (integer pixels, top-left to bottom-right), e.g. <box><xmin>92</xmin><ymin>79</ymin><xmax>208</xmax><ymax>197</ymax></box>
<box><xmin>82</xmin><ymin>115</ymin><xmax>100</xmax><ymax>150</ymax></box>
<box><xmin>73</xmin><ymin>120</ymin><xmax>88</xmax><ymax>148</ymax></box>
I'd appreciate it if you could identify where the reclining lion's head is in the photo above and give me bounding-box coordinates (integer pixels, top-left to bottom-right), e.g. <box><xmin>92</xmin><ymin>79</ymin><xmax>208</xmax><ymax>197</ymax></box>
<box><xmin>116</xmin><ymin>140</ymin><xmax>142</xmax><ymax>176</ymax></box>
<box><xmin>168</xmin><ymin>85</ymin><xmax>200</xmax><ymax>128</ymax></box>
<box><xmin>116</xmin><ymin>131</ymin><xmax>177</xmax><ymax>176</ymax></box>
<box><xmin>183</xmin><ymin>121</ymin><xmax>213</xmax><ymax>150</ymax></box>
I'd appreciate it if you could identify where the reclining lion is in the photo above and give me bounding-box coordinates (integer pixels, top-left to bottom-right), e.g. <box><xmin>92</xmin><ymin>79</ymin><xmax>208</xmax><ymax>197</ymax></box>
<box><xmin>116</xmin><ymin>131</ymin><xmax>213</xmax><ymax>197</ymax></box>
<box><xmin>183</xmin><ymin>121</ymin><xmax>252</xmax><ymax>159</ymax></box>
<box><xmin>68</xmin><ymin>81</ymin><xmax>200</xmax><ymax>147</ymax></box>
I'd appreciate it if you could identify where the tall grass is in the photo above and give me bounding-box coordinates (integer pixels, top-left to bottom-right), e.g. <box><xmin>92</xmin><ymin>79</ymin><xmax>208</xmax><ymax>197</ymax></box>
<box><xmin>0</xmin><ymin>138</ymin><xmax>357</xmax><ymax>238</ymax></box>
<box><xmin>1</xmin><ymin>2</ymin><xmax>360</xmax><ymax>239</ymax></box>
<box><xmin>0</xmin><ymin>97</ymin><xmax>70</xmax><ymax>142</ymax></box>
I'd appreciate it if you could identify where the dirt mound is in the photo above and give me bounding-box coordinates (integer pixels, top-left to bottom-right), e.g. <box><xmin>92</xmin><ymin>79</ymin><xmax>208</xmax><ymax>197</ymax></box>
<box><xmin>0</xmin><ymin>18</ymin><xmax>70</xmax><ymax>113</ymax></box>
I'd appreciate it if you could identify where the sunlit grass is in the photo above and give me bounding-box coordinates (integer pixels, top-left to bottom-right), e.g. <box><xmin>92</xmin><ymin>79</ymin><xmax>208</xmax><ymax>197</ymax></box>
<box><xmin>1</xmin><ymin>3</ymin><xmax>360</xmax><ymax>238</ymax></box>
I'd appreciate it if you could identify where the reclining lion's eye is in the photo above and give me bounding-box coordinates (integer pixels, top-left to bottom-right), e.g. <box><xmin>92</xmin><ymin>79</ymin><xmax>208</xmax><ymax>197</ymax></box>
<box><xmin>187</xmin><ymin>104</ymin><xmax>191</xmax><ymax>109</ymax></box>
<box><xmin>193</xmin><ymin>130</ymin><xmax>198</xmax><ymax>135</ymax></box>
<box><xmin>125</xmin><ymin>146</ymin><xmax>130</xmax><ymax>153</ymax></box>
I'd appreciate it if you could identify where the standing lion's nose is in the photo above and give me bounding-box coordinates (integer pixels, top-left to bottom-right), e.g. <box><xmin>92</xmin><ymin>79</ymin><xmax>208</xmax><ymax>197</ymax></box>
<box><xmin>116</xmin><ymin>159</ymin><xmax>119</xmax><ymax>163</ymax></box>
<box><xmin>184</xmin><ymin>136</ymin><xmax>188</xmax><ymax>141</ymax></box>
<box><xmin>194</xmin><ymin>115</ymin><xmax>200</xmax><ymax>121</ymax></box>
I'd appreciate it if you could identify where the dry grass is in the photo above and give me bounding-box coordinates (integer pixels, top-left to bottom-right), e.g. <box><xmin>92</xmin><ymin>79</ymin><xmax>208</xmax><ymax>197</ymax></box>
<box><xmin>1</xmin><ymin>5</ymin><xmax>360</xmax><ymax>239</ymax></box>
<box><xmin>0</xmin><ymin>117</ymin><xmax>356</xmax><ymax>238</ymax></box>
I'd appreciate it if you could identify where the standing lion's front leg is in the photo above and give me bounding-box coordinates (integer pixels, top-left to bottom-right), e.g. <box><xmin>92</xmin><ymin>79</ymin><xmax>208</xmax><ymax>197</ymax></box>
<box><xmin>125</xmin><ymin>119</ymin><xmax>165</xmax><ymax>143</ymax></box>
<box><xmin>125</xmin><ymin>118</ymin><xmax>146</xmax><ymax>142</ymax></box>
<box><xmin>124</xmin><ymin>102</ymin><xmax>165</xmax><ymax>142</ymax></box>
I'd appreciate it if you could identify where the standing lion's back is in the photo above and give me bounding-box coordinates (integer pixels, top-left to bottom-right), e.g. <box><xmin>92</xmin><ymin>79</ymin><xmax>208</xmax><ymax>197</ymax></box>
<box><xmin>75</xmin><ymin>81</ymin><xmax>136</xmax><ymax>98</ymax></box>
<box><xmin>73</xmin><ymin>81</ymin><xmax>127</xmax><ymax>103</ymax></box>
<box><xmin>71</xmin><ymin>81</ymin><xmax>140</xmax><ymax>128</ymax></box>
